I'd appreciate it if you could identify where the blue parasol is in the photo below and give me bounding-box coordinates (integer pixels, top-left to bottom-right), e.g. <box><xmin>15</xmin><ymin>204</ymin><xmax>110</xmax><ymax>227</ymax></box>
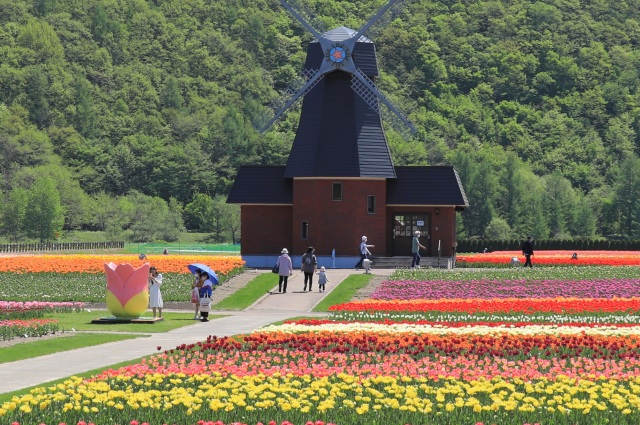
<box><xmin>187</xmin><ymin>263</ymin><xmax>219</xmax><ymax>285</ymax></box>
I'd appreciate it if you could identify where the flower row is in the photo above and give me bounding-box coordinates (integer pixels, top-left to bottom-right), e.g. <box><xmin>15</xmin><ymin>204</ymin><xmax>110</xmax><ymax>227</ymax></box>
<box><xmin>328</xmin><ymin>310</ymin><xmax>640</xmax><ymax>324</ymax></box>
<box><xmin>330</xmin><ymin>297</ymin><xmax>640</xmax><ymax>314</ymax></box>
<box><xmin>4</xmin><ymin>374</ymin><xmax>640</xmax><ymax>425</ymax></box>
<box><xmin>0</xmin><ymin>318</ymin><xmax>59</xmax><ymax>341</ymax></box>
<box><xmin>371</xmin><ymin>277</ymin><xmax>640</xmax><ymax>300</ymax></box>
<box><xmin>457</xmin><ymin>250</ymin><xmax>640</xmax><ymax>266</ymax></box>
<box><xmin>0</xmin><ymin>255</ymin><xmax>245</xmax><ymax>274</ymax></box>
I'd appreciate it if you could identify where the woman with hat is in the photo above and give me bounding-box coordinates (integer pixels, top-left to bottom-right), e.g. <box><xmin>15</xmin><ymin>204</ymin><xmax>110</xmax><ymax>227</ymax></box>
<box><xmin>276</xmin><ymin>248</ymin><xmax>293</xmax><ymax>293</ymax></box>
<box><xmin>301</xmin><ymin>246</ymin><xmax>317</xmax><ymax>292</ymax></box>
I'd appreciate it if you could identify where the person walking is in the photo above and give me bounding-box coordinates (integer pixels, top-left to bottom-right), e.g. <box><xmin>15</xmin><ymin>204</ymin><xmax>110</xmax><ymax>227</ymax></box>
<box><xmin>148</xmin><ymin>266</ymin><xmax>163</xmax><ymax>318</ymax></box>
<box><xmin>355</xmin><ymin>236</ymin><xmax>374</xmax><ymax>270</ymax></box>
<box><xmin>277</xmin><ymin>248</ymin><xmax>293</xmax><ymax>293</ymax></box>
<box><xmin>522</xmin><ymin>236</ymin><xmax>534</xmax><ymax>268</ymax></box>
<box><xmin>317</xmin><ymin>266</ymin><xmax>329</xmax><ymax>292</ymax></box>
<box><xmin>411</xmin><ymin>231</ymin><xmax>427</xmax><ymax>269</ymax></box>
<box><xmin>301</xmin><ymin>246</ymin><xmax>317</xmax><ymax>292</ymax></box>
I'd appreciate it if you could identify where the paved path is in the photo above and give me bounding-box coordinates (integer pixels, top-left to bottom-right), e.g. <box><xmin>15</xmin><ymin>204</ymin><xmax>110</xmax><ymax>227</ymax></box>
<box><xmin>0</xmin><ymin>268</ymin><xmax>393</xmax><ymax>394</ymax></box>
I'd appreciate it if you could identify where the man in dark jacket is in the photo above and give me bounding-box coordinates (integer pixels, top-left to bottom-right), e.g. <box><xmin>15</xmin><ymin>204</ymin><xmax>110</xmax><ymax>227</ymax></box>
<box><xmin>522</xmin><ymin>236</ymin><xmax>534</xmax><ymax>268</ymax></box>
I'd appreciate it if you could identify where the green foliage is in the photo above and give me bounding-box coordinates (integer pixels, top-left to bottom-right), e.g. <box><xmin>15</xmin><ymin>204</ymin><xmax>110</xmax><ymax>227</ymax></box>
<box><xmin>0</xmin><ymin>0</ymin><xmax>639</xmax><ymax>241</ymax></box>
<box><xmin>23</xmin><ymin>176</ymin><xmax>64</xmax><ymax>242</ymax></box>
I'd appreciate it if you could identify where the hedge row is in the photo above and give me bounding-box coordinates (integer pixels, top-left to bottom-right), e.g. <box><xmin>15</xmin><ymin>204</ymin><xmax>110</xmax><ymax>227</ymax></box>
<box><xmin>457</xmin><ymin>239</ymin><xmax>640</xmax><ymax>253</ymax></box>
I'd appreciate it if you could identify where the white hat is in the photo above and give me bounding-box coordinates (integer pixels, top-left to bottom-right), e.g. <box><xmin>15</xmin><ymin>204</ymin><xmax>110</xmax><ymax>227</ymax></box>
<box><xmin>320</xmin><ymin>266</ymin><xmax>325</xmax><ymax>271</ymax></box>
<box><xmin>415</xmin><ymin>230</ymin><xmax>421</xmax><ymax>235</ymax></box>
<box><xmin>362</xmin><ymin>236</ymin><xmax>367</xmax><ymax>241</ymax></box>
<box><xmin>281</xmin><ymin>248</ymin><xmax>288</xmax><ymax>254</ymax></box>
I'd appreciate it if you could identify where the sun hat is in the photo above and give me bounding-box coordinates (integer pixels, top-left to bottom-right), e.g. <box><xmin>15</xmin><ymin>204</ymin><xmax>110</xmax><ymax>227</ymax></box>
<box><xmin>281</xmin><ymin>248</ymin><xmax>288</xmax><ymax>254</ymax></box>
<box><xmin>362</xmin><ymin>236</ymin><xmax>367</xmax><ymax>241</ymax></box>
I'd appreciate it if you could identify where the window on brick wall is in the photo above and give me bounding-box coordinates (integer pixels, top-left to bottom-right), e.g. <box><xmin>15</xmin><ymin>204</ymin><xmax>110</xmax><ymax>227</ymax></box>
<box><xmin>367</xmin><ymin>195</ymin><xmax>376</xmax><ymax>214</ymax></box>
<box><xmin>332</xmin><ymin>182</ymin><xmax>342</xmax><ymax>201</ymax></box>
<box><xmin>301</xmin><ymin>221</ymin><xmax>309</xmax><ymax>239</ymax></box>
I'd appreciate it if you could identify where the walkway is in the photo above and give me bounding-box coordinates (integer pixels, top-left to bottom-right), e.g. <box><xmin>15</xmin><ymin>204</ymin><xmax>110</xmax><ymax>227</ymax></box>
<box><xmin>0</xmin><ymin>268</ymin><xmax>393</xmax><ymax>394</ymax></box>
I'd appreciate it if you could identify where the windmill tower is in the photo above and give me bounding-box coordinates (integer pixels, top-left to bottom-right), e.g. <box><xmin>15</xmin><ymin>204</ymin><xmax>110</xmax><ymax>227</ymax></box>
<box><xmin>228</xmin><ymin>0</ymin><xmax>468</xmax><ymax>268</ymax></box>
<box><xmin>261</xmin><ymin>0</ymin><xmax>415</xmax><ymax>179</ymax></box>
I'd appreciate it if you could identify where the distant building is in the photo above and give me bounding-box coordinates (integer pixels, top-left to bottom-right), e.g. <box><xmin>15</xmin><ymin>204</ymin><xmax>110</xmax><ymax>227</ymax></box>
<box><xmin>227</xmin><ymin>11</ymin><xmax>468</xmax><ymax>268</ymax></box>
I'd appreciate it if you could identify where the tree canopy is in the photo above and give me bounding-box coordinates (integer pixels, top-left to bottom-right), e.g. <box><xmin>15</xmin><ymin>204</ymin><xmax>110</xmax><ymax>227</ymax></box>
<box><xmin>0</xmin><ymin>0</ymin><xmax>639</xmax><ymax>241</ymax></box>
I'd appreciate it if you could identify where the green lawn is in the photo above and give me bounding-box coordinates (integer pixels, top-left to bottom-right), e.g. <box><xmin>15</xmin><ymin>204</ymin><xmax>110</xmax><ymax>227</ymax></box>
<box><xmin>51</xmin><ymin>310</ymin><xmax>207</xmax><ymax>332</ymax></box>
<box><xmin>212</xmin><ymin>273</ymin><xmax>276</xmax><ymax>310</ymax></box>
<box><xmin>0</xmin><ymin>333</ymin><xmax>142</xmax><ymax>364</ymax></box>
<box><xmin>313</xmin><ymin>273</ymin><xmax>373</xmax><ymax>312</ymax></box>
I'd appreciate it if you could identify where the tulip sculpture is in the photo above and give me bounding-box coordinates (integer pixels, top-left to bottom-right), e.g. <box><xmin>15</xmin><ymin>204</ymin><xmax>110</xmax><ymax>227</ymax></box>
<box><xmin>104</xmin><ymin>262</ymin><xmax>150</xmax><ymax>318</ymax></box>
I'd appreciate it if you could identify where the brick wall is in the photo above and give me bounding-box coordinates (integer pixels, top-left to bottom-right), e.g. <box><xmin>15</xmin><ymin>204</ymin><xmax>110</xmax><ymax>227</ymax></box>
<box><xmin>291</xmin><ymin>179</ymin><xmax>387</xmax><ymax>257</ymax></box>
<box><xmin>241</xmin><ymin>205</ymin><xmax>292</xmax><ymax>255</ymax></box>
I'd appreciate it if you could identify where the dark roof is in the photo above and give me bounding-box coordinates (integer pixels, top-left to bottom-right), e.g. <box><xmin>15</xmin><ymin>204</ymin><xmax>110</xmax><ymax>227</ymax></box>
<box><xmin>226</xmin><ymin>166</ymin><xmax>292</xmax><ymax>204</ymax></box>
<box><xmin>283</xmin><ymin>71</ymin><xmax>395</xmax><ymax>178</ymax></box>
<box><xmin>387</xmin><ymin>166</ymin><xmax>469</xmax><ymax>207</ymax></box>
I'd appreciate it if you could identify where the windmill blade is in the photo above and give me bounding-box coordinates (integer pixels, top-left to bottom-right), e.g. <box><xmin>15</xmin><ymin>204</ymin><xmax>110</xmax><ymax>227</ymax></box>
<box><xmin>351</xmin><ymin>69</ymin><xmax>416</xmax><ymax>136</ymax></box>
<box><xmin>281</xmin><ymin>0</ymin><xmax>327</xmax><ymax>41</ymax></box>
<box><xmin>259</xmin><ymin>69</ymin><xmax>323</xmax><ymax>133</ymax></box>
<box><xmin>352</xmin><ymin>0</ymin><xmax>408</xmax><ymax>42</ymax></box>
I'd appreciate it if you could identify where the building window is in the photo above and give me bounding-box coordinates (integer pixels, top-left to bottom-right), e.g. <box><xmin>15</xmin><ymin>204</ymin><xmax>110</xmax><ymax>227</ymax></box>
<box><xmin>367</xmin><ymin>195</ymin><xmax>376</xmax><ymax>214</ymax></box>
<box><xmin>301</xmin><ymin>221</ymin><xmax>309</xmax><ymax>239</ymax></box>
<box><xmin>332</xmin><ymin>182</ymin><xmax>342</xmax><ymax>201</ymax></box>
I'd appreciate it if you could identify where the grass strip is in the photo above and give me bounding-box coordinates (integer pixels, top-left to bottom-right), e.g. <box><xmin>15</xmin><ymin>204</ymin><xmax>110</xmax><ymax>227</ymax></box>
<box><xmin>0</xmin><ymin>333</ymin><xmax>142</xmax><ymax>364</ymax></box>
<box><xmin>212</xmin><ymin>272</ymin><xmax>275</xmax><ymax>310</ymax></box>
<box><xmin>51</xmin><ymin>311</ymin><xmax>204</xmax><ymax>332</ymax></box>
<box><xmin>313</xmin><ymin>273</ymin><xmax>373</xmax><ymax>312</ymax></box>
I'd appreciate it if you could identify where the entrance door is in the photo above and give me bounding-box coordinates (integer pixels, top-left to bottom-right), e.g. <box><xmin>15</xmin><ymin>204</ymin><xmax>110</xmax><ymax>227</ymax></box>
<box><xmin>392</xmin><ymin>214</ymin><xmax>430</xmax><ymax>256</ymax></box>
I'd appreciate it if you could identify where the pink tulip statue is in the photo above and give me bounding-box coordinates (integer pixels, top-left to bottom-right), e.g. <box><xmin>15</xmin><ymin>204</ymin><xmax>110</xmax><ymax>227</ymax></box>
<box><xmin>104</xmin><ymin>262</ymin><xmax>150</xmax><ymax>318</ymax></box>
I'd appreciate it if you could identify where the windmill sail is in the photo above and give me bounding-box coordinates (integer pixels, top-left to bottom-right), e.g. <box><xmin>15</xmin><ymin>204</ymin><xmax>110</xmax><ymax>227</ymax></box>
<box><xmin>259</xmin><ymin>0</ymin><xmax>416</xmax><ymax>136</ymax></box>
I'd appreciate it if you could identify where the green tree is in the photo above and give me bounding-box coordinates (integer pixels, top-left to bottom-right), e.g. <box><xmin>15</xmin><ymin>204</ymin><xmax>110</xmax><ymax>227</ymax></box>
<box><xmin>2</xmin><ymin>187</ymin><xmax>28</xmax><ymax>242</ymax></box>
<box><xmin>614</xmin><ymin>155</ymin><xmax>640</xmax><ymax>237</ymax></box>
<box><xmin>573</xmin><ymin>196</ymin><xmax>597</xmax><ymax>239</ymax></box>
<box><xmin>75</xmin><ymin>78</ymin><xmax>96</xmax><ymax>138</ymax></box>
<box><xmin>498</xmin><ymin>152</ymin><xmax>525</xmax><ymax>230</ymax></box>
<box><xmin>184</xmin><ymin>193</ymin><xmax>215</xmax><ymax>231</ymax></box>
<box><xmin>544</xmin><ymin>174</ymin><xmax>578</xmax><ymax>239</ymax></box>
<box><xmin>158</xmin><ymin>197</ymin><xmax>185</xmax><ymax>242</ymax></box>
<box><xmin>23</xmin><ymin>176</ymin><xmax>64</xmax><ymax>242</ymax></box>
<box><xmin>484</xmin><ymin>217</ymin><xmax>513</xmax><ymax>239</ymax></box>
<box><xmin>27</xmin><ymin>66</ymin><xmax>50</xmax><ymax>128</ymax></box>
<box><xmin>161</xmin><ymin>75</ymin><xmax>183</xmax><ymax>110</ymax></box>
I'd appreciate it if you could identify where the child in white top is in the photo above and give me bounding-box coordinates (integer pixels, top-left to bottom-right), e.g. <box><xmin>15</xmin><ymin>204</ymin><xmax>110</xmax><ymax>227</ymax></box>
<box><xmin>317</xmin><ymin>266</ymin><xmax>329</xmax><ymax>292</ymax></box>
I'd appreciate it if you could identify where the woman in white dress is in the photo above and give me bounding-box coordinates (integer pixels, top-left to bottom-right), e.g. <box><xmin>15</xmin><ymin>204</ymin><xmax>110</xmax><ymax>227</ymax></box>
<box><xmin>148</xmin><ymin>266</ymin><xmax>164</xmax><ymax>318</ymax></box>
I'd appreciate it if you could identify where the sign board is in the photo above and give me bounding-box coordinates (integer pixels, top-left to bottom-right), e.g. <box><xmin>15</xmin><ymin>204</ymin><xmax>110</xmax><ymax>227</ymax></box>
<box><xmin>417</xmin><ymin>220</ymin><xmax>424</xmax><ymax>226</ymax></box>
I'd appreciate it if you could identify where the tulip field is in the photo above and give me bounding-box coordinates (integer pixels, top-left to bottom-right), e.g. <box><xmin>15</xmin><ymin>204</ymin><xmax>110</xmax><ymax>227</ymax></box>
<box><xmin>457</xmin><ymin>250</ymin><xmax>640</xmax><ymax>267</ymax></box>
<box><xmin>2</xmin><ymin>252</ymin><xmax>640</xmax><ymax>425</ymax></box>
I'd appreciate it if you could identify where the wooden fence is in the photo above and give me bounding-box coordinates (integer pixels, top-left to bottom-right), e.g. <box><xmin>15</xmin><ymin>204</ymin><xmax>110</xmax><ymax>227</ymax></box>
<box><xmin>0</xmin><ymin>241</ymin><xmax>125</xmax><ymax>253</ymax></box>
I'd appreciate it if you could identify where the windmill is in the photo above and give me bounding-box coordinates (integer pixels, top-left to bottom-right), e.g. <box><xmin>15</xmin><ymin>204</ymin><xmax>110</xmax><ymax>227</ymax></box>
<box><xmin>259</xmin><ymin>0</ymin><xmax>416</xmax><ymax>139</ymax></box>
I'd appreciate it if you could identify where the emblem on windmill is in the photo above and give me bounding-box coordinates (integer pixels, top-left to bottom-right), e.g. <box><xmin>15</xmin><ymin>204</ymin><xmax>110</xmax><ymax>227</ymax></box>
<box><xmin>259</xmin><ymin>0</ymin><xmax>416</xmax><ymax>137</ymax></box>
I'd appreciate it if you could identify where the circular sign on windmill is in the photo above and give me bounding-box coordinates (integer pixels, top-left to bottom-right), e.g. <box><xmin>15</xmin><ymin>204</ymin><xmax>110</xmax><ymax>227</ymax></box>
<box><xmin>329</xmin><ymin>45</ymin><xmax>346</xmax><ymax>65</ymax></box>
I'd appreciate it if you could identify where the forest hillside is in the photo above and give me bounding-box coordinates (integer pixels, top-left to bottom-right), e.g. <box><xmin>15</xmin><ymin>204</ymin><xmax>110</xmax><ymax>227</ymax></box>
<box><xmin>0</xmin><ymin>0</ymin><xmax>639</xmax><ymax>241</ymax></box>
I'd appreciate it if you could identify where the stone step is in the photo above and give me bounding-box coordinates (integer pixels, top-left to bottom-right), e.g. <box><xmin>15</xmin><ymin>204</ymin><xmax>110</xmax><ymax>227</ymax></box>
<box><xmin>370</xmin><ymin>256</ymin><xmax>453</xmax><ymax>269</ymax></box>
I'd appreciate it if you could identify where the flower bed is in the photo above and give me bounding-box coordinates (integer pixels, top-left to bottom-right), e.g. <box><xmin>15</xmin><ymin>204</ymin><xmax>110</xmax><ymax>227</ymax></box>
<box><xmin>0</xmin><ymin>255</ymin><xmax>245</xmax><ymax>302</ymax></box>
<box><xmin>0</xmin><ymin>301</ymin><xmax>84</xmax><ymax>319</ymax></box>
<box><xmin>3</xmin><ymin>265</ymin><xmax>640</xmax><ymax>424</ymax></box>
<box><xmin>457</xmin><ymin>250</ymin><xmax>640</xmax><ymax>267</ymax></box>
<box><xmin>0</xmin><ymin>254</ymin><xmax>245</xmax><ymax>274</ymax></box>
<box><xmin>0</xmin><ymin>318</ymin><xmax>59</xmax><ymax>341</ymax></box>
